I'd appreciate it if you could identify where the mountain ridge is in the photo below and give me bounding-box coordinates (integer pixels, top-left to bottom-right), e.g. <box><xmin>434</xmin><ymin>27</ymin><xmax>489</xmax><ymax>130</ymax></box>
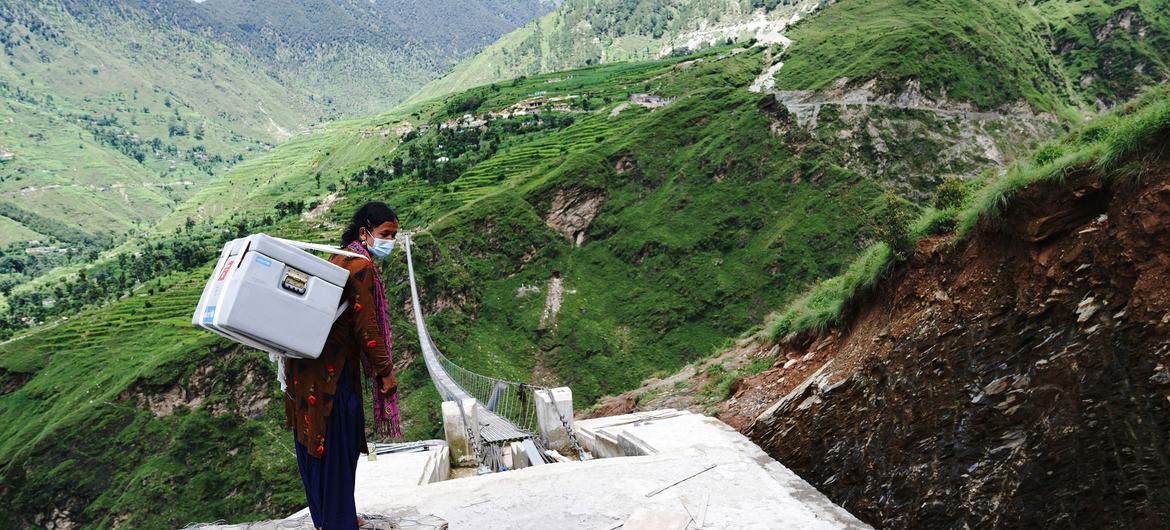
<box><xmin>406</xmin><ymin>0</ymin><xmax>824</xmax><ymax>104</ymax></box>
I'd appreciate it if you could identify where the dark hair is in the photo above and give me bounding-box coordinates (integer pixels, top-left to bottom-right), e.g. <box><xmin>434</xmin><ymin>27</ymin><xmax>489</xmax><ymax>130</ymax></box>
<box><xmin>341</xmin><ymin>201</ymin><xmax>398</xmax><ymax>246</ymax></box>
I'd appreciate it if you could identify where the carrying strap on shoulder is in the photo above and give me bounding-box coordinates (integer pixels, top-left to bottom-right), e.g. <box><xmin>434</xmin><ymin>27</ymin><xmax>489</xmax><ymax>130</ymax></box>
<box><xmin>272</xmin><ymin>237</ymin><xmax>370</xmax><ymax>261</ymax></box>
<box><xmin>270</xmin><ymin>237</ymin><xmax>371</xmax><ymax>321</ymax></box>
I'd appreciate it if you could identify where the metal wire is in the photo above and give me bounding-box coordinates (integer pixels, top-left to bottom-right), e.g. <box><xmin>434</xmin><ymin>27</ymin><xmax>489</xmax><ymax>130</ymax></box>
<box><xmin>427</xmin><ymin>334</ymin><xmax>547</xmax><ymax>437</ymax></box>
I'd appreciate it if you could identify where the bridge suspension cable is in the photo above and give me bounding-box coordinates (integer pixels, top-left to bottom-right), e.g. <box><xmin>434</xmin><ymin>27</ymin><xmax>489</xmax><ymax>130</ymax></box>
<box><xmin>403</xmin><ymin>234</ymin><xmax>591</xmax><ymax>469</ymax></box>
<box><xmin>403</xmin><ymin>235</ymin><xmax>544</xmax><ymax>459</ymax></box>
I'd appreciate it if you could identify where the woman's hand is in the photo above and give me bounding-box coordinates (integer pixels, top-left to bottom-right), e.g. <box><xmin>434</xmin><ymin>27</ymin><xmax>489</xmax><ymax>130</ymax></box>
<box><xmin>380</xmin><ymin>373</ymin><xmax>397</xmax><ymax>394</ymax></box>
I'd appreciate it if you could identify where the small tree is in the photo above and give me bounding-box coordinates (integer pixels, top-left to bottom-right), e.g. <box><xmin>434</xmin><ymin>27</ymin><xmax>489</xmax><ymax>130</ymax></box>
<box><xmin>934</xmin><ymin>176</ymin><xmax>966</xmax><ymax>210</ymax></box>
<box><xmin>875</xmin><ymin>191</ymin><xmax>915</xmax><ymax>260</ymax></box>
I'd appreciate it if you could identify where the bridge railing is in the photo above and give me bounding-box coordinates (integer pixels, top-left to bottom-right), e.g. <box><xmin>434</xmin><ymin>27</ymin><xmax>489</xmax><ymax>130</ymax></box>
<box><xmin>426</xmin><ymin>335</ymin><xmax>545</xmax><ymax>437</ymax></box>
<box><xmin>403</xmin><ymin>234</ymin><xmax>541</xmax><ymax>439</ymax></box>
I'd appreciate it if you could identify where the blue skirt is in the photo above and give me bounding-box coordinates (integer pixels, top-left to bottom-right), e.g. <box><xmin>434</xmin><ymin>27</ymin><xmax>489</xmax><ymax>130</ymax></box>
<box><xmin>295</xmin><ymin>363</ymin><xmax>364</xmax><ymax>529</ymax></box>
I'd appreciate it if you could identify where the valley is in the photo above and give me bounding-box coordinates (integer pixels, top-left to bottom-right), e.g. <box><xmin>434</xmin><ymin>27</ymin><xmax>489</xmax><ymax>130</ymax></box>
<box><xmin>1</xmin><ymin>0</ymin><xmax>1168</xmax><ymax>527</ymax></box>
<box><xmin>0</xmin><ymin>0</ymin><xmax>556</xmax><ymax>269</ymax></box>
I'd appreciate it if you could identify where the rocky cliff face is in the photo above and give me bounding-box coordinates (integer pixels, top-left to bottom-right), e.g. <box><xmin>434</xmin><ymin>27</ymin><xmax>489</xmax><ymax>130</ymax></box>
<box><xmin>544</xmin><ymin>188</ymin><xmax>605</xmax><ymax>246</ymax></box>
<box><xmin>744</xmin><ymin>136</ymin><xmax>1170</xmax><ymax>527</ymax></box>
<box><xmin>757</xmin><ymin>78</ymin><xmax>1061</xmax><ymax>203</ymax></box>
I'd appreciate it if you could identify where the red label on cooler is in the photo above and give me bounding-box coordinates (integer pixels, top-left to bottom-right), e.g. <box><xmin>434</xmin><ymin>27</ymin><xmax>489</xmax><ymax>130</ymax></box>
<box><xmin>218</xmin><ymin>260</ymin><xmax>234</xmax><ymax>281</ymax></box>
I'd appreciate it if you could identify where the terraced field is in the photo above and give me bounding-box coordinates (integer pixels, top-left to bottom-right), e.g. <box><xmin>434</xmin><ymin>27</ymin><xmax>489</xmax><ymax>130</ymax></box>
<box><xmin>0</xmin><ymin>272</ymin><xmax>207</xmax><ymax>464</ymax></box>
<box><xmin>0</xmin><ymin>221</ymin><xmax>345</xmax><ymax>527</ymax></box>
<box><xmin>447</xmin><ymin>113</ymin><xmax>628</xmax><ymax>204</ymax></box>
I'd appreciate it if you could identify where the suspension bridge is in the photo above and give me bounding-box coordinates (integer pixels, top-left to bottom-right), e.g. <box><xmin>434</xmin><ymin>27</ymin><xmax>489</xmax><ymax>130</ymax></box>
<box><xmin>402</xmin><ymin>234</ymin><xmax>588</xmax><ymax>472</ymax></box>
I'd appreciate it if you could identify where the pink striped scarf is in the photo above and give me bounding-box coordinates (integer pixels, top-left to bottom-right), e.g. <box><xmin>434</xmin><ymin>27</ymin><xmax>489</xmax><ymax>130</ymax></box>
<box><xmin>347</xmin><ymin>240</ymin><xmax>402</xmax><ymax>437</ymax></box>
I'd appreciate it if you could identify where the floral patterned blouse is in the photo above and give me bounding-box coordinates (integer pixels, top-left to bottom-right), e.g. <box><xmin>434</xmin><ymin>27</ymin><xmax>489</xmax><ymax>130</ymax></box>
<box><xmin>282</xmin><ymin>254</ymin><xmax>394</xmax><ymax>458</ymax></box>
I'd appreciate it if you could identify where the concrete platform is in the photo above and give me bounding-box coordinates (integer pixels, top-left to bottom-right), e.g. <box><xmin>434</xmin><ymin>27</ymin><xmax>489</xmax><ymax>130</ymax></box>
<box><xmin>349</xmin><ymin>411</ymin><xmax>871</xmax><ymax>529</ymax></box>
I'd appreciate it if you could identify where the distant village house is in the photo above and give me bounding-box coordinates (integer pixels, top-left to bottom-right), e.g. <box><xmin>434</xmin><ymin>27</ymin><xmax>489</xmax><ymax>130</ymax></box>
<box><xmin>630</xmin><ymin>93</ymin><xmax>672</xmax><ymax>108</ymax></box>
<box><xmin>403</xmin><ymin>94</ymin><xmax>584</xmax><ymax>138</ymax></box>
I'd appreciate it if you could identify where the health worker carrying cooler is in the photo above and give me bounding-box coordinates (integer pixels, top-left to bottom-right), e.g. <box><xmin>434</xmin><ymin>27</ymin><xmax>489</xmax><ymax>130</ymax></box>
<box><xmin>191</xmin><ymin>201</ymin><xmax>403</xmax><ymax>530</ymax></box>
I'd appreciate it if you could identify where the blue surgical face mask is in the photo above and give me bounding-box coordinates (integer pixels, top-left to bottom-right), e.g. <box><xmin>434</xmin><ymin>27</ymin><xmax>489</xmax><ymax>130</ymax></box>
<box><xmin>364</xmin><ymin>222</ymin><xmax>396</xmax><ymax>258</ymax></box>
<box><xmin>367</xmin><ymin>235</ymin><xmax>395</xmax><ymax>258</ymax></box>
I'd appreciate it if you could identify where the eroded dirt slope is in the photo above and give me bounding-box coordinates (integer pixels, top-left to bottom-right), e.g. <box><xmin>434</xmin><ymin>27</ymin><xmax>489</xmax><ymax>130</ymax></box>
<box><xmin>744</xmin><ymin>138</ymin><xmax>1170</xmax><ymax>527</ymax></box>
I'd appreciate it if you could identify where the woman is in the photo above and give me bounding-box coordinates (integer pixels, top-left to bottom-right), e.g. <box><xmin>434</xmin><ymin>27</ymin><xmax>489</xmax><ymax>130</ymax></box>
<box><xmin>284</xmin><ymin>201</ymin><xmax>402</xmax><ymax>529</ymax></box>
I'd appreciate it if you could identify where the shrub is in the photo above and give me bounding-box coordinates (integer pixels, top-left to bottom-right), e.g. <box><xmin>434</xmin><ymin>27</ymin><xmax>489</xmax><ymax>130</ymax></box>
<box><xmin>874</xmin><ymin>191</ymin><xmax>914</xmax><ymax>260</ymax></box>
<box><xmin>933</xmin><ymin>176</ymin><xmax>967</xmax><ymax>210</ymax></box>
<box><xmin>1032</xmin><ymin>142</ymin><xmax>1066</xmax><ymax>166</ymax></box>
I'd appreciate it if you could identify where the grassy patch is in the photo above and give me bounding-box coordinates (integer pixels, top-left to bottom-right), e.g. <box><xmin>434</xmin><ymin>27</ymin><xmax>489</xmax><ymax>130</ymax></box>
<box><xmin>774</xmin><ymin>0</ymin><xmax>1170</xmax><ymax>112</ymax></box>
<box><xmin>766</xmin><ymin>242</ymin><xmax>894</xmax><ymax>340</ymax></box>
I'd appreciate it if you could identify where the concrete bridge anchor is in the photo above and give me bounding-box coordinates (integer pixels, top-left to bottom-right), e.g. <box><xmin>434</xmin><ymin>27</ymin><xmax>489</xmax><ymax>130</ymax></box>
<box><xmin>442</xmin><ymin>399</ymin><xmax>480</xmax><ymax>467</ymax></box>
<box><xmin>535</xmin><ymin>387</ymin><xmax>574</xmax><ymax>453</ymax></box>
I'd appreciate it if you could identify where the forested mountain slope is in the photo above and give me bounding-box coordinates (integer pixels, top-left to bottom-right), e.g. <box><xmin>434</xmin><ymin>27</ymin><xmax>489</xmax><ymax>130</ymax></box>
<box><xmin>128</xmin><ymin>0</ymin><xmax>561</xmax><ymax>118</ymax></box>
<box><xmin>0</xmin><ymin>0</ymin><xmax>553</xmax><ymax>306</ymax></box>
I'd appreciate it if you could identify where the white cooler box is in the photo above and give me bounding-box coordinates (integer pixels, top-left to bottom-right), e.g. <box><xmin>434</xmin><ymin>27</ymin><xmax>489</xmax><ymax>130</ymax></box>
<box><xmin>192</xmin><ymin>233</ymin><xmax>364</xmax><ymax>359</ymax></box>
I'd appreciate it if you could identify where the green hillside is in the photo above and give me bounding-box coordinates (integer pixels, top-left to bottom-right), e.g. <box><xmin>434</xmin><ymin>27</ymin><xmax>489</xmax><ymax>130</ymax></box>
<box><xmin>0</xmin><ymin>45</ymin><xmax>883</xmax><ymax>527</ymax></box>
<box><xmin>772</xmin><ymin>0</ymin><xmax>1170</xmax><ymax>113</ymax></box>
<box><xmin>407</xmin><ymin>0</ymin><xmax>823</xmax><ymax>103</ymax></box>
<box><xmin>0</xmin><ymin>34</ymin><xmax>1078</xmax><ymax>524</ymax></box>
<box><xmin>419</xmin><ymin>0</ymin><xmax>1170</xmax><ymax>116</ymax></box>
<box><xmin>0</xmin><ymin>0</ymin><xmax>556</xmax><ymax>303</ymax></box>
<box><xmin>126</xmin><ymin>0</ymin><xmax>559</xmax><ymax>118</ymax></box>
<box><xmin>391</xmin><ymin>53</ymin><xmax>884</xmax><ymax>400</ymax></box>
<box><xmin>0</xmin><ymin>0</ymin><xmax>312</xmax><ymax>258</ymax></box>
<box><xmin>0</xmin><ymin>89</ymin><xmax>196</xmax><ymax>242</ymax></box>
<box><xmin>0</xmin><ymin>1</ymin><xmax>310</xmax><ymax>141</ymax></box>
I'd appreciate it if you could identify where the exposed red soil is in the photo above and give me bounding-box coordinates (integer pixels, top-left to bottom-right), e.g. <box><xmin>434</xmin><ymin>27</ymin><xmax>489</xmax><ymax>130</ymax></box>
<box><xmin>743</xmin><ymin>139</ymin><xmax>1170</xmax><ymax>528</ymax></box>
